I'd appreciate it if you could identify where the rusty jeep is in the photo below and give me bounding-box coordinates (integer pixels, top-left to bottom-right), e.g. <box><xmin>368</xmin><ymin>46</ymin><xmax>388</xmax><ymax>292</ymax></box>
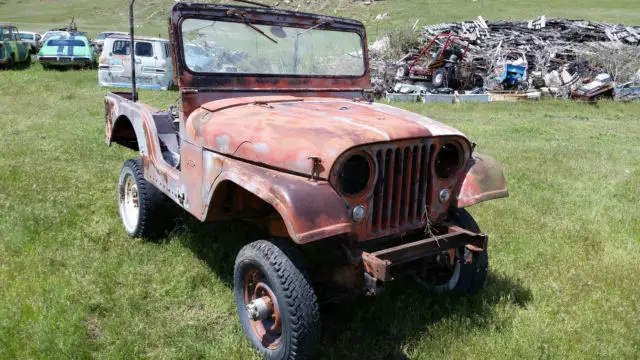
<box><xmin>105</xmin><ymin>2</ymin><xmax>508</xmax><ymax>359</ymax></box>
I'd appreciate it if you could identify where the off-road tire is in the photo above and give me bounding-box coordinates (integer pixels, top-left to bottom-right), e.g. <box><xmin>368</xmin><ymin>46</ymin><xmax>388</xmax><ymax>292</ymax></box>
<box><xmin>234</xmin><ymin>240</ymin><xmax>321</xmax><ymax>360</ymax></box>
<box><xmin>420</xmin><ymin>209</ymin><xmax>488</xmax><ymax>295</ymax></box>
<box><xmin>117</xmin><ymin>159</ymin><xmax>166</xmax><ymax>238</ymax></box>
<box><xmin>432</xmin><ymin>68</ymin><xmax>448</xmax><ymax>88</ymax></box>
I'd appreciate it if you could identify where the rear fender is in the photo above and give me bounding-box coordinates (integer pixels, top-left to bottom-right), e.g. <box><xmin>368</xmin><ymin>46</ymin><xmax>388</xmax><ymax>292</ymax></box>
<box><xmin>203</xmin><ymin>151</ymin><xmax>351</xmax><ymax>244</ymax></box>
<box><xmin>455</xmin><ymin>153</ymin><xmax>509</xmax><ymax>208</ymax></box>
<box><xmin>104</xmin><ymin>93</ymin><xmax>182</xmax><ymax>203</ymax></box>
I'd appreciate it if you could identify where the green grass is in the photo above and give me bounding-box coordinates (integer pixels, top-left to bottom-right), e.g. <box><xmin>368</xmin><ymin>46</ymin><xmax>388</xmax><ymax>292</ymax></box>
<box><xmin>1</xmin><ymin>0</ymin><xmax>639</xmax><ymax>39</ymax></box>
<box><xmin>1</xmin><ymin>63</ymin><xmax>639</xmax><ymax>359</ymax></box>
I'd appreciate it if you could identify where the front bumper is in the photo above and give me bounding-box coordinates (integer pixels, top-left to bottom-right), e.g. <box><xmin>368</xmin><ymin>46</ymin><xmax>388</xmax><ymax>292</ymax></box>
<box><xmin>38</xmin><ymin>56</ymin><xmax>94</xmax><ymax>66</ymax></box>
<box><xmin>362</xmin><ymin>224</ymin><xmax>487</xmax><ymax>282</ymax></box>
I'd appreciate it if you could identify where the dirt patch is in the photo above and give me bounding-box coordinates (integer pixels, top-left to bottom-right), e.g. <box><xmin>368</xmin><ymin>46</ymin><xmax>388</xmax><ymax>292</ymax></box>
<box><xmin>86</xmin><ymin>315</ymin><xmax>103</xmax><ymax>341</ymax></box>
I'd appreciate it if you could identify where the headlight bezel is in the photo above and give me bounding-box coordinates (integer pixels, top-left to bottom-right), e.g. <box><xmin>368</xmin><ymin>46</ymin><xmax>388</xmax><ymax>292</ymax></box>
<box><xmin>332</xmin><ymin>150</ymin><xmax>377</xmax><ymax>200</ymax></box>
<box><xmin>434</xmin><ymin>141</ymin><xmax>465</xmax><ymax>180</ymax></box>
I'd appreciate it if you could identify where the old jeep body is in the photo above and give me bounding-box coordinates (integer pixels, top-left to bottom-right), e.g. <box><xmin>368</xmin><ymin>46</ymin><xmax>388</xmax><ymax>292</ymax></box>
<box><xmin>105</xmin><ymin>3</ymin><xmax>508</xmax><ymax>358</ymax></box>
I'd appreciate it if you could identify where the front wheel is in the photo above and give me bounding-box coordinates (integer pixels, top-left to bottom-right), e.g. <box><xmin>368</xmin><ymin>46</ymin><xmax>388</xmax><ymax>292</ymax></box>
<box><xmin>416</xmin><ymin>209</ymin><xmax>488</xmax><ymax>294</ymax></box>
<box><xmin>234</xmin><ymin>240</ymin><xmax>320</xmax><ymax>360</ymax></box>
<box><xmin>432</xmin><ymin>68</ymin><xmax>448</xmax><ymax>88</ymax></box>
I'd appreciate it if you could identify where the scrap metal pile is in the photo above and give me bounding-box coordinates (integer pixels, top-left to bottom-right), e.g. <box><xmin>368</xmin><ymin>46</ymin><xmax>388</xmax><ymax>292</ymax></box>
<box><xmin>371</xmin><ymin>15</ymin><xmax>640</xmax><ymax>102</ymax></box>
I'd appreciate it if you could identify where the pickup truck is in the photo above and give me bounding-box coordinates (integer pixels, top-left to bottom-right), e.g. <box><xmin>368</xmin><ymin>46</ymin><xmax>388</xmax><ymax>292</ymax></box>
<box><xmin>104</xmin><ymin>2</ymin><xmax>509</xmax><ymax>359</ymax></box>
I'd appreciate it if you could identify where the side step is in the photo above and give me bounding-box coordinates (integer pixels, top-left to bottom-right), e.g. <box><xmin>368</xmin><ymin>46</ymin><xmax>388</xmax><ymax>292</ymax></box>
<box><xmin>362</xmin><ymin>225</ymin><xmax>487</xmax><ymax>282</ymax></box>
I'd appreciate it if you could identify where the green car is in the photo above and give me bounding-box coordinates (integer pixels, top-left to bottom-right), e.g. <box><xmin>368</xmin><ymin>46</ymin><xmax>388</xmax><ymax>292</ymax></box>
<box><xmin>0</xmin><ymin>24</ymin><xmax>31</xmax><ymax>68</ymax></box>
<box><xmin>37</xmin><ymin>34</ymin><xmax>96</xmax><ymax>69</ymax></box>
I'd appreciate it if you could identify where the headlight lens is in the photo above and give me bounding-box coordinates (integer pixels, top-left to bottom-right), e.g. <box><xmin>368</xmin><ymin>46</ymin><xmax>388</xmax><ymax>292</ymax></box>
<box><xmin>434</xmin><ymin>142</ymin><xmax>462</xmax><ymax>179</ymax></box>
<box><xmin>338</xmin><ymin>154</ymin><xmax>372</xmax><ymax>196</ymax></box>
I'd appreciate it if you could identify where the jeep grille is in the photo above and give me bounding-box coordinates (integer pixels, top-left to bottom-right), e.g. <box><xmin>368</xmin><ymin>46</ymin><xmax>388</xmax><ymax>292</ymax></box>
<box><xmin>371</xmin><ymin>140</ymin><xmax>435</xmax><ymax>233</ymax></box>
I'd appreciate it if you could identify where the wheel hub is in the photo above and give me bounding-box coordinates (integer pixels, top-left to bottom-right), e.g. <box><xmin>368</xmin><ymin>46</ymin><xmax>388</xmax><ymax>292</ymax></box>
<box><xmin>244</xmin><ymin>269</ymin><xmax>282</xmax><ymax>349</ymax></box>
<box><xmin>246</xmin><ymin>296</ymin><xmax>274</xmax><ymax>321</ymax></box>
<box><xmin>119</xmin><ymin>173</ymin><xmax>140</xmax><ymax>232</ymax></box>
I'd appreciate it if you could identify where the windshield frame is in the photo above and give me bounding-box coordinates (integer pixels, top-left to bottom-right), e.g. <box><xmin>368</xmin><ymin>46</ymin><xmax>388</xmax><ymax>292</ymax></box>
<box><xmin>177</xmin><ymin>15</ymin><xmax>368</xmax><ymax>79</ymax></box>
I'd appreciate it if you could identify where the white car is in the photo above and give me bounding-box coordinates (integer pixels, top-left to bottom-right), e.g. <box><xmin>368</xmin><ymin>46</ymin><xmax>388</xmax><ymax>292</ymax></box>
<box><xmin>98</xmin><ymin>35</ymin><xmax>173</xmax><ymax>90</ymax></box>
<box><xmin>94</xmin><ymin>31</ymin><xmax>128</xmax><ymax>53</ymax></box>
<box><xmin>17</xmin><ymin>31</ymin><xmax>41</xmax><ymax>53</ymax></box>
<box><xmin>40</xmin><ymin>30</ymin><xmax>70</xmax><ymax>47</ymax></box>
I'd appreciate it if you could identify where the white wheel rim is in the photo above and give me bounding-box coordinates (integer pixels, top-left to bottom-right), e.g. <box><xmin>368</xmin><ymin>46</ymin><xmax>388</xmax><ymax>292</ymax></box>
<box><xmin>434</xmin><ymin>74</ymin><xmax>443</xmax><ymax>85</ymax></box>
<box><xmin>119</xmin><ymin>172</ymin><xmax>139</xmax><ymax>233</ymax></box>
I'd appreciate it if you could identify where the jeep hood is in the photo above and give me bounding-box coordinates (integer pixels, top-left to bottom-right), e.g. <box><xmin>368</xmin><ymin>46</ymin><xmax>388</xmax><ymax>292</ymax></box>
<box><xmin>187</xmin><ymin>96</ymin><xmax>467</xmax><ymax>179</ymax></box>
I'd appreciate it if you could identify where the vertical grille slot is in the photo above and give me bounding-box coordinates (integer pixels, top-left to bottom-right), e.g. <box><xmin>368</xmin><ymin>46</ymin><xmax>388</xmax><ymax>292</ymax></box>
<box><xmin>371</xmin><ymin>141</ymin><xmax>431</xmax><ymax>233</ymax></box>
<box><xmin>417</xmin><ymin>145</ymin><xmax>429</xmax><ymax>220</ymax></box>
<box><xmin>384</xmin><ymin>149</ymin><xmax>395</xmax><ymax>229</ymax></box>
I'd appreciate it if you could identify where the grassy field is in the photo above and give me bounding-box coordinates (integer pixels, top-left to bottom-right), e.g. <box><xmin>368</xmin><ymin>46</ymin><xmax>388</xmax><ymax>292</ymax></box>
<box><xmin>1</xmin><ymin>0</ymin><xmax>640</xmax><ymax>39</ymax></box>
<box><xmin>1</xmin><ymin>63</ymin><xmax>639</xmax><ymax>359</ymax></box>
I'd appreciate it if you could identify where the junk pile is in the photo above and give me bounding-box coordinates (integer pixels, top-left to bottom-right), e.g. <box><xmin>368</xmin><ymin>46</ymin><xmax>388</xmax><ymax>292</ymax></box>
<box><xmin>372</xmin><ymin>15</ymin><xmax>640</xmax><ymax>102</ymax></box>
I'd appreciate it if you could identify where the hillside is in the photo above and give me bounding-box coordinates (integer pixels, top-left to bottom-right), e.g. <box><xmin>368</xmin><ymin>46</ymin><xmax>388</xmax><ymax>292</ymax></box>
<box><xmin>1</xmin><ymin>0</ymin><xmax>639</xmax><ymax>38</ymax></box>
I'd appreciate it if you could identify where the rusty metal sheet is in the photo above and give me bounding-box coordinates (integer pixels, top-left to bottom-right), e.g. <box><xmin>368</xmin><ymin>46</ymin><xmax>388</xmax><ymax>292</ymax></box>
<box><xmin>186</xmin><ymin>97</ymin><xmax>467</xmax><ymax>179</ymax></box>
<box><xmin>455</xmin><ymin>153</ymin><xmax>509</xmax><ymax>209</ymax></box>
<box><xmin>201</xmin><ymin>150</ymin><xmax>352</xmax><ymax>244</ymax></box>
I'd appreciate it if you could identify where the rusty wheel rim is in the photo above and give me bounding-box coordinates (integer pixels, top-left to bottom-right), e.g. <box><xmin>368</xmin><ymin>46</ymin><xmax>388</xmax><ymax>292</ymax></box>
<box><xmin>243</xmin><ymin>268</ymin><xmax>282</xmax><ymax>350</ymax></box>
<box><xmin>423</xmin><ymin>248</ymin><xmax>462</xmax><ymax>287</ymax></box>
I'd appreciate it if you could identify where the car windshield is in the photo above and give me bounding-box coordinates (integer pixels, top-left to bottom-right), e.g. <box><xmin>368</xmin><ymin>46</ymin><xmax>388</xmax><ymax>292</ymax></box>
<box><xmin>181</xmin><ymin>19</ymin><xmax>365</xmax><ymax>76</ymax></box>
<box><xmin>96</xmin><ymin>33</ymin><xmax>110</xmax><ymax>40</ymax></box>
<box><xmin>47</xmin><ymin>39</ymin><xmax>86</xmax><ymax>47</ymax></box>
<box><xmin>20</xmin><ymin>33</ymin><xmax>34</xmax><ymax>40</ymax></box>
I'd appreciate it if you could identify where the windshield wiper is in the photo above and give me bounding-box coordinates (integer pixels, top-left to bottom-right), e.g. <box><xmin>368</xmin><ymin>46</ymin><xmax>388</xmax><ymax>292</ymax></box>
<box><xmin>227</xmin><ymin>9</ymin><xmax>278</xmax><ymax>44</ymax></box>
<box><xmin>293</xmin><ymin>20</ymin><xmax>332</xmax><ymax>72</ymax></box>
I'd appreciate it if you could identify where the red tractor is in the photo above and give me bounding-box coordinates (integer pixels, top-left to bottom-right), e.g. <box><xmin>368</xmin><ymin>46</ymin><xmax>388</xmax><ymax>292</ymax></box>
<box><xmin>397</xmin><ymin>33</ymin><xmax>470</xmax><ymax>89</ymax></box>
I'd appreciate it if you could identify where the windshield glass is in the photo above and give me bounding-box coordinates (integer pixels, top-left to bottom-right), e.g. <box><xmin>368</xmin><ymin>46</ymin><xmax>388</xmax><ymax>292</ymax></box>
<box><xmin>20</xmin><ymin>33</ymin><xmax>34</xmax><ymax>40</ymax></box>
<box><xmin>47</xmin><ymin>39</ymin><xmax>86</xmax><ymax>47</ymax></box>
<box><xmin>96</xmin><ymin>33</ymin><xmax>110</xmax><ymax>40</ymax></box>
<box><xmin>181</xmin><ymin>19</ymin><xmax>365</xmax><ymax>76</ymax></box>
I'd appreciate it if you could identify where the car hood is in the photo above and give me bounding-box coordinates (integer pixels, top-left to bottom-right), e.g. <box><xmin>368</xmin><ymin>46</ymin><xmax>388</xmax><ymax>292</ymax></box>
<box><xmin>187</xmin><ymin>96</ymin><xmax>467</xmax><ymax>179</ymax></box>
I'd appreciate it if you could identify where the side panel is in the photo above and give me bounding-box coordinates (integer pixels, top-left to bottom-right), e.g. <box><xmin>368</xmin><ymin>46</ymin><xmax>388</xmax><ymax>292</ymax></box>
<box><xmin>202</xmin><ymin>151</ymin><xmax>352</xmax><ymax>244</ymax></box>
<box><xmin>455</xmin><ymin>153</ymin><xmax>509</xmax><ymax>209</ymax></box>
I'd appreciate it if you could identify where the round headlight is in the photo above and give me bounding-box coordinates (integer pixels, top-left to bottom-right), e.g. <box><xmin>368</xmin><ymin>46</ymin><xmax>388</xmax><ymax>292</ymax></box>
<box><xmin>338</xmin><ymin>154</ymin><xmax>372</xmax><ymax>196</ymax></box>
<box><xmin>434</xmin><ymin>142</ymin><xmax>462</xmax><ymax>179</ymax></box>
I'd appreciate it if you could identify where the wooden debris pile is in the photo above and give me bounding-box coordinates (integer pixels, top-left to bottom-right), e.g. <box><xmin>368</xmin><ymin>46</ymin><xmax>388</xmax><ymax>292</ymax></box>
<box><xmin>370</xmin><ymin>15</ymin><xmax>640</xmax><ymax>98</ymax></box>
<box><xmin>419</xmin><ymin>16</ymin><xmax>640</xmax><ymax>72</ymax></box>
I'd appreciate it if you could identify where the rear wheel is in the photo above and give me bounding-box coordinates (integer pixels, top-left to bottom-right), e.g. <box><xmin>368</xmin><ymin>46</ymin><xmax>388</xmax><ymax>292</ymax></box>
<box><xmin>416</xmin><ymin>209</ymin><xmax>488</xmax><ymax>294</ymax></box>
<box><xmin>234</xmin><ymin>240</ymin><xmax>320</xmax><ymax>360</ymax></box>
<box><xmin>117</xmin><ymin>159</ymin><xmax>165</xmax><ymax>238</ymax></box>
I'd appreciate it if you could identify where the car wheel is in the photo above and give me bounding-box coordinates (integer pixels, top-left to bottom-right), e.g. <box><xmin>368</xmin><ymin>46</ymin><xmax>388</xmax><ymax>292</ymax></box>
<box><xmin>415</xmin><ymin>209</ymin><xmax>488</xmax><ymax>295</ymax></box>
<box><xmin>8</xmin><ymin>54</ymin><xmax>15</xmax><ymax>69</ymax></box>
<box><xmin>234</xmin><ymin>240</ymin><xmax>321</xmax><ymax>360</ymax></box>
<box><xmin>117</xmin><ymin>159</ymin><xmax>166</xmax><ymax>238</ymax></box>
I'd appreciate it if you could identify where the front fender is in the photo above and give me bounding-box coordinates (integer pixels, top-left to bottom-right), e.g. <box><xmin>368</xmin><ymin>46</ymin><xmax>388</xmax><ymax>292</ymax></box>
<box><xmin>455</xmin><ymin>153</ymin><xmax>509</xmax><ymax>208</ymax></box>
<box><xmin>203</xmin><ymin>151</ymin><xmax>352</xmax><ymax>244</ymax></box>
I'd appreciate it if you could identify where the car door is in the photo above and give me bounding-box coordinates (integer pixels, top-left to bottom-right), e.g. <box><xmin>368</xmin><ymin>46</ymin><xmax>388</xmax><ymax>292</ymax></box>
<box><xmin>134</xmin><ymin>41</ymin><xmax>155</xmax><ymax>87</ymax></box>
<box><xmin>11</xmin><ymin>28</ymin><xmax>29</xmax><ymax>62</ymax></box>
<box><xmin>107</xmin><ymin>39</ymin><xmax>132</xmax><ymax>86</ymax></box>
<box><xmin>155</xmin><ymin>41</ymin><xmax>173</xmax><ymax>89</ymax></box>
